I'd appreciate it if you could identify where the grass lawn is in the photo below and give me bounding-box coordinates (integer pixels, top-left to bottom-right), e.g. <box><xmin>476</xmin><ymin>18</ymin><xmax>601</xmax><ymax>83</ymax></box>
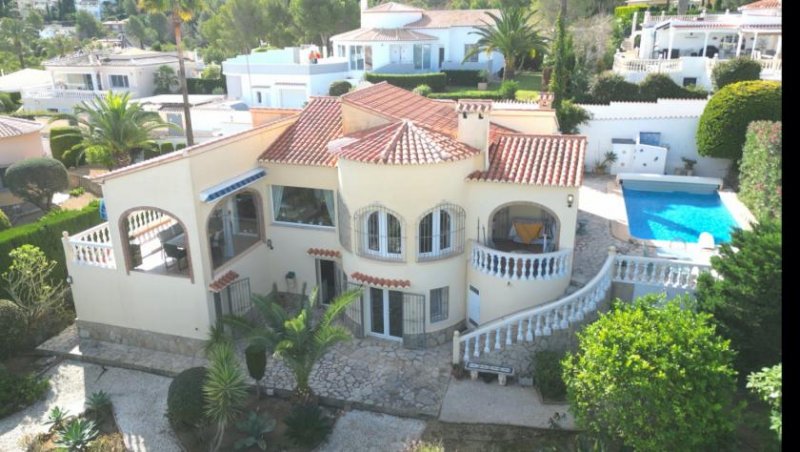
<box><xmin>440</xmin><ymin>71</ymin><xmax>543</xmax><ymax>101</ymax></box>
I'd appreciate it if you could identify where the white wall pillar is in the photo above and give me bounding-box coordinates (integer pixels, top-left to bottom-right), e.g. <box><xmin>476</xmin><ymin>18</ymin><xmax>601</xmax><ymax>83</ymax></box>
<box><xmin>775</xmin><ymin>35</ymin><xmax>782</xmax><ymax>59</ymax></box>
<box><xmin>667</xmin><ymin>28</ymin><xmax>675</xmax><ymax>59</ymax></box>
<box><xmin>702</xmin><ymin>31</ymin><xmax>710</xmax><ymax>57</ymax></box>
<box><xmin>736</xmin><ymin>32</ymin><xmax>743</xmax><ymax>57</ymax></box>
<box><xmin>631</xmin><ymin>11</ymin><xmax>639</xmax><ymax>40</ymax></box>
<box><xmin>751</xmin><ymin>32</ymin><xmax>759</xmax><ymax>58</ymax></box>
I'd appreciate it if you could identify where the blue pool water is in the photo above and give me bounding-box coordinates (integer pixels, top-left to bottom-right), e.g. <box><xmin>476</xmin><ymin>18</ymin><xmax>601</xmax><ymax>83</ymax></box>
<box><xmin>622</xmin><ymin>185</ymin><xmax>739</xmax><ymax>244</ymax></box>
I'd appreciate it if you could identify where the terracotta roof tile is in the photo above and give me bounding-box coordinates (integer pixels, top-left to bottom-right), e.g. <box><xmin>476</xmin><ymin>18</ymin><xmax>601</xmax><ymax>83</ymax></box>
<box><xmin>456</xmin><ymin>99</ymin><xmax>492</xmax><ymax>114</ymax></box>
<box><xmin>259</xmin><ymin>97</ymin><xmax>342</xmax><ymax>167</ymax></box>
<box><xmin>407</xmin><ymin>9</ymin><xmax>499</xmax><ymax>28</ymax></box>
<box><xmin>307</xmin><ymin>248</ymin><xmax>341</xmax><ymax>258</ymax></box>
<box><xmin>331</xmin><ymin>28</ymin><xmax>437</xmax><ymax>41</ymax></box>
<box><xmin>339</xmin><ymin>120</ymin><xmax>479</xmax><ymax>165</ymax></box>
<box><xmin>468</xmin><ymin>134</ymin><xmax>586</xmax><ymax>187</ymax></box>
<box><xmin>351</xmin><ymin>272</ymin><xmax>411</xmax><ymax>289</ymax></box>
<box><xmin>209</xmin><ymin>271</ymin><xmax>239</xmax><ymax>293</ymax></box>
<box><xmin>0</xmin><ymin>116</ymin><xmax>43</xmax><ymax>138</ymax></box>
<box><xmin>740</xmin><ymin>0</ymin><xmax>781</xmax><ymax>9</ymax></box>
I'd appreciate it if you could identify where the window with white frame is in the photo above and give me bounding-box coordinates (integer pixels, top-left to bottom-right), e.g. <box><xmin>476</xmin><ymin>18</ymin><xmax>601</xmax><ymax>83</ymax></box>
<box><xmin>271</xmin><ymin>186</ymin><xmax>335</xmax><ymax>227</ymax></box>
<box><xmin>414</xmin><ymin>44</ymin><xmax>431</xmax><ymax>70</ymax></box>
<box><xmin>349</xmin><ymin>45</ymin><xmax>365</xmax><ymax>70</ymax></box>
<box><xmin>337</xmin><ymin>45</ymin><xmax>346</xmax><ymax>57</ymax></box>
<box><xmin>430</xmin><ymin>286</ymin><xmax>449</xmax><ymax>322</ymax></box>
<box><xmin>464</xmin><ymin>44</ymin><xmax>480</xmax><ymax>63</ymax></box>
<box><xmin>417</xmin><ymin>203</ymin><xmax>465</xmax><ymax>261</ymax></box>
<box><xmin>109</xmin><ymin>74</ymin><xmax>129</xmax><ymax>88</ymax></box>
<box><xmin>356</xmin><ymin>205</ymin><xmax>404</xmax><ymax>261</ymax></box>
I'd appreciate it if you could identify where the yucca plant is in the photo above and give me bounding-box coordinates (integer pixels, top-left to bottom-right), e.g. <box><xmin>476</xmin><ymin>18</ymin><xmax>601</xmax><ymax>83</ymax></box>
<box><xmin>55</xmin><ymin>418</ymin><xmax>99</xmax><ymax>451</ymax></box>
<box><xmin>203</xmin><ymin>341</ymin><xmax>249</xmax><ymax>452</ymax></box>
<box><xmin>234</xmin><ymin>411</ymin><xmax>276</xmax><ymax>451</ymax></box>
<box><xmin>224</xmin><ymin>287</ymin><xmax>361</xmax><ymax>402</ymax></box>
<box><xmin>44</xmin><ymin>406</ymin><xmax>70</xmax><ymax>432</ymax></box>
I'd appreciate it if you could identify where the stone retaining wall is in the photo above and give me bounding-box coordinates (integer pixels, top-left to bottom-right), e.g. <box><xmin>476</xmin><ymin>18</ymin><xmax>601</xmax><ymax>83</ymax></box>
<box><xmin>76</xmin><ymin>319</ymin><xmax>206</xmax><ymax>356</ymax></box>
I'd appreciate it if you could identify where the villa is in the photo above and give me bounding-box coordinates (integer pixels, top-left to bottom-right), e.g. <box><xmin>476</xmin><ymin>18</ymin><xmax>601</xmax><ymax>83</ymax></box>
<box><xmin>614</xmin><ymin>0</ymin><xmax>781</xmax><ymax>90</ymax></box>
<box><xmin>222</xmin><ymin>1</ymin><xmax>504</xmax><ymax>108</ymax></box>
<box><xmin>61</xmin><ymin>83</ymin><xmax>587</xmax><ymax>355</ymax></box>
<box><xmin>21</xmin><ymin>48</ymin><xmax>199</xmax><ymax>113</ymax></box>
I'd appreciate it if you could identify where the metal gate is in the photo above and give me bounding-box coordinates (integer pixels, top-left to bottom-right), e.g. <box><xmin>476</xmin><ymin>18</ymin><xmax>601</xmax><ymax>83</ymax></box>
<box><xmin>343</xmin><ymin>282</ymin><xmax>365</xmax><ymax>338</ymax></box>
<box><xmin>214</xmin><ymin>277</ymin><xmax>252</xmax><ymax>328</ymax></box>
<box><xmin>402</xmin><ymin>292</ymin><xmax>426</xmax><ymax>349</ymax></box>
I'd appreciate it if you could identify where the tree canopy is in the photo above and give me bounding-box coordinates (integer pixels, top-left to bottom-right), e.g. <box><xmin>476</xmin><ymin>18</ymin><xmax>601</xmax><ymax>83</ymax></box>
<box><xmin>4</xmin><ymin>158</ymin><xmax>69</xmax><ymax>212</ymax></box>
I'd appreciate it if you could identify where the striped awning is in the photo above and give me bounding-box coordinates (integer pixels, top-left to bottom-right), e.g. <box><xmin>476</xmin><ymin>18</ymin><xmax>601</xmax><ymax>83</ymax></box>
<box><xmin>199</xmin><ymin>168</ymin><xmax>266</xmax><ymax>203</ymax></box>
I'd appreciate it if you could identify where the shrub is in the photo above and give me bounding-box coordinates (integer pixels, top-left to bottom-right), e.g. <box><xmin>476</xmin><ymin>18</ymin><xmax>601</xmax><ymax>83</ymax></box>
<box><xmin>0</xmin><ymin>209</ymin><xmax>10</xmax><ymax>231</ymax></box>
<box><xmin>556</xmin><ymin>100</ymin><xmax>591</xmax><ymax>134</ymax></box>
<box><xmin>55</xmin><ymin>418</ymin><xmax>99</xmax><ymax>451</ymax></box>
<box><xmin>498</xmin><ymin>80</ymin><xmax>519</xmax><ymax>100</ymax></box>
<box><xmin>441</xmin><ymin>69</ymin><xmax>482</xmax><ymax>86</ymax></box>
<box><xmin>533</xmin><ymin>350</ymin><xmax>567</xmax><ymax>401</ymax></box>
<box><xmin>696</xmin><ymin>219</ymin><xmax>782</xmax><ymax>376</ymax></box>
<box><xmin>61</xmin><ymin>148</ymin><xmax>87</xmax><ymax>168</ymax></box>
<box><xmin>245</xmin><ymin>343</ymin><xmax>267</xmax><ymax>395</ymax></box>
<box><xmin>638</xmin><ymin>73</ymin><xmax>688</xmax><ymax>101</ymax></box>
<box><xmin>696</xmin><ymin>80</ymin><xmax>781</xmax><ymax>161</ymax></box>
<box><xmin>4</xmin><ymin>158</ymin><xmax>69</xmax><ymax>212</ymax></box>
<box><xmin>563</xmin><ymin>295</ymin><xmax>741</xmax><ymax>451</ymax></box>
<box><xmin>69</xmin><ymin>187</ymin><xmax>85</xmax><ymax>197</ymax></box>
<box><xmin>167</xmin><ymin>366</ymin><xmax>208</xmax><ymax>428</ymax></box>
<box><xmin>428</xmin><ymin>90</ymin><xmax>504</xmax><ymax>100</ymax></box>
<box><xmin>588</xmin><ymin>72</ymin><xmax>640</xmax><ymax>104</ymax></box>
<box><xmin>412</xmin><ymin>84</ymin><xmax>432</xmax><ymax>97</ymax></box>
<box><xmin>0</xmin><ymin>365</ymin><xmax>50</xmax><ymax>417</ymax></box>
<box><xmin>160</xmin><ymin>142</ymin><xmax>175</xmax><ymax>154</ymax></box>
<box><xmin>0</xmin><ymin>200</ymin><xmax>101</xmax><ymax>286</ymax></box>
<box><xmin>682</xmin><ymin>83</ymin><xmax>710</xmax><ymax>99</ymax></box>
<box><xmin>328</xmin><ymin>80</ymin><xmax>352</xmax><ymax>96</ymax></box>
<box><xmin>738</xmin><ymin>121</ymin><xmax>781</xmax><ymax>221</ymax></box>
<box><xmin>234</xmin><ymin>411</ymin><xmax>276</xmax><ymax>451</ymax></box>
<box><xmin>284</xmin><ymin>403</ymin><xmax>333</xmax><ymax>448</ymax></box>
<box><xmin>0</xmin><ymin>299</ymin><xmax>25</xmax><ymax>359</ymax></box>
<box><xmin>747</xmin><ymin>363</ymin><xmax>782</xmax><ymax>441</ymax></box>
<box><xmin>365</xmin><ymin>72</ymin><xmax>447</xmax><ymax>92</ymax></box>
<box><xmin>712</xmin><ymin>57</ymin><xmax>763</xmax><ymax>91</ymax></box>
<box><xmin>175</xmin><ymin>143</ymin><xmax>187</xmax><ymax>151</ymax></box>
<box><xmin>49</xmin><ymin>127</ymin><xmax>83</xmax><ymax>166</ymax></box>
<box><xmin>187</xmin><ymin>78</ymin><xmax>226</xmax><ymax>95</ymax></box>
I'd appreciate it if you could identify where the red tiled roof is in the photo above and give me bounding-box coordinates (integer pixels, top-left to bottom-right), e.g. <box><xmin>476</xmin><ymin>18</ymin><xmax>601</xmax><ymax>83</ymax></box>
<box><xmin>366</xmin><ymin>2</ymin><xmax>422</xmax><ymax>12</ymax></box>
<box><xmin>351</xmin><ymin>272</ymin><xmax>411</xmax><ymax>289</ymax></box>
<box><xmin>331</xmin><ymin>28</ymin><xmax>437</xmax><ymax>41</ymax></box>
<box><xmin>468</xmin><ymin>134</ymin><xmax>586</xmax><ymax>188</ymax></box>
<box><xmin>307</xmin><ymin>248</ymin><xmax>341</xmax><ymax>258</ymax></box>
<box><xmin>339</xmin><ymin>120</ymin><xmax>479</xmax><ymax>165</ymax></box>
<box><xmin>740</xmin><ymin>0</ymin><xmax>781</xmax><ymax>9</ymax></box>
<box><xmin>0</xmin><ymin>116</ymin><xmax>42</xmax><ymax>138</ymax></box>
<box><xmin>456</xmin><ymin>99</ymin><xmax>492</xmax><ymax>114</ymax></box>
<box><xmin>258</xmin><ymin>97</ymin><xmax>342</xmax><ymax>167</ymax></box>
<box><xmin>407</xmin><ymin>9</ymin><xmax>499</xmax><ymax>28</ymax></box>
<box><xmin>209</xmin><ymin>271</ymin><xmax>239</xmax><ymax>293</ymax></box>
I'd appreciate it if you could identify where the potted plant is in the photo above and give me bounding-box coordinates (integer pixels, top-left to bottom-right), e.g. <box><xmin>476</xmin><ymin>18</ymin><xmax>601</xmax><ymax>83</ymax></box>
<box><xmin>477</xmin><ymin>70</ymin><xmax>489</xmax><ymax>90</ymax></box>
<box><xmin>594</xmin><ymin>151</ymin><xmax>618</xmax><ymax>175</ymax></box>
<box><xmin>681</xmin><ymin>157</ymin><xmax>697</xmax><ymax>176</ymax></box>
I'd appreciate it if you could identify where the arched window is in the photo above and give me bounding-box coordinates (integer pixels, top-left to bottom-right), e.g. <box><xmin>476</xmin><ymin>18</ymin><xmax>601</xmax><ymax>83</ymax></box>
<box><xmin>207</xmin><ymin>190</ymin><xmax>264</xmax><ymax>270</ymax></box>
<box><xmin>355</xmin><ymin>205</ymin><xmax>404</xmax><ymax>261</ymax></box>
<box><xmin>417</xmin><ymin>203</ymin><xmax>465</xmax><ymax>261</ymax></box>
<box><xmin>119</xmin><ymin>207</ymin><xmax>192</xmax><ymax>279</ymax></box>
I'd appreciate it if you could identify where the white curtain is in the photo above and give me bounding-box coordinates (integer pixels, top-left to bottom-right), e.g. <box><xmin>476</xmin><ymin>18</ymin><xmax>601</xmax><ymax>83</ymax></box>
<box><xmin>323</xmin><ymin>190</ymin><xmax>335</xmax><ymax>225</ymax></box>
<box><xmin>271</xmin><ymin>185</ymin><xmax>284</xmax><ymax>219</ymax></box>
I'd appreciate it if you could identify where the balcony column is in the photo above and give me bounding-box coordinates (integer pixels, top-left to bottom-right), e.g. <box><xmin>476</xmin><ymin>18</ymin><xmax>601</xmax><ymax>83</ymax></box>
<box><xmin>701</xmin><ymin>31</ymin><xmax>710</xmax><ymax>57</ymax></box>
<box><xmin>631</xmin><ymin>11</ymin><xmax>639</xmax><ymax>40</ymax></box>
<box><xmin>667</xmin><ymin>27</ymin><xmax>675</xmax><ymax>60</ymax></box>
<box><xmin>774</xmin><ymin>35</ymin><xmax>782</xmax><ymax>60</ymax></box>
<box><xmin>750</xmin><ymin>32</ymin><xmax>759</xmax><ymax>58</ymax></box>
<box><xmin>735</xmin><ymin>31</ymin><xmax>743</xmax><ymax>57</ymax></box>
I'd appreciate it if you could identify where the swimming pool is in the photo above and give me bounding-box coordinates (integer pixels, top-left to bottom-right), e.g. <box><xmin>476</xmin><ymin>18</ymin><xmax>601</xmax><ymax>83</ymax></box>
<box><xmin>621</xmin><ymin>179</ymin><xmax>739</xmax><ymax>244</ymax></box>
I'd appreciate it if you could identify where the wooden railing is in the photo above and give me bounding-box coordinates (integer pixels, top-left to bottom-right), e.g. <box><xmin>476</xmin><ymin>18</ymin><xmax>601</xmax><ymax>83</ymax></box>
<box><xmin>66</xmin><ymin>223</ymin><xmax>116</xmax><ymax>269</ymax></box>
<box><xmin>471</xmin><ymin>242</ymin><xmax>572</xmax><ymax>281</ymax></box>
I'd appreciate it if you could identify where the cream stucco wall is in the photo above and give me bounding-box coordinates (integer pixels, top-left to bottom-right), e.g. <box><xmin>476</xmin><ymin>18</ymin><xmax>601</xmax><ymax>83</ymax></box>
<box><xmin>341</xmin><ymin>103</ymin><xmax>392</xmax><ymax>134</ymax></box>
<box><xmin>1</xmin><ymin>131</ymin><xmax>45</xmax><ymax>207</ymax></box>
<box><xmin>489</xmin><ymin>110</ymin><xmax>559</xmax><ymax>135</ymax></box>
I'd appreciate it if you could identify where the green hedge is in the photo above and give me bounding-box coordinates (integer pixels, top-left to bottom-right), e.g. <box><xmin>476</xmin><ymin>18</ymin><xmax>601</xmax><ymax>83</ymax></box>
<box><xmin>589</xmin><ymin>72</ymin><xmax>640</xmax><ymax>103</ymax></box>
<box><xmin>428</xmin><ymin>90</ymin><xmax>505</xmax><ymax>100</ymax></box>
<box><xmin>738</xmin><ymin>121</ymin><xmax>781</xmax><ymax>221</ymax></box>
<box><xmin>614</xmin><ymin>5</ymin><xmax>648</xmax><ymax>21</ymax></box>
<box><xmin>365</xmin><ymin>72</ymin><xmax>447</xmax><ymax>92</ymax></box>
<box><xmin>711</xmin><ymin>57</ymin><xmax>762</xmax><ymax>91</ymax></box>
<box><xmin>187</xmin><ymin>77</ymin><xmax>226</xmax><ymax>95</ymax></box>
<box><xmin>696</xmin><ymin>80</ymin><xmax>781</xmax><ymax>161</ymax></box>
<box><xmin>534</xmin><ymin>350</ymin><xmax>567</xmax><ymax>401</ymax></box>
<box><xmin>328</xmin><ymin>80</ymin><xmax>352</xmax><ymax>96</ymax></box>
<box><xmin>0</xmin><ymin>201</ymin><xmax>103</xmax><ymax>288</ymax></box>
<box><xmin>441</xmin><ymin>69</ymin><xmax>482</xmax><ymax>86</ymax></box>
<box><xmin>160</xmin><ymin>142</ymin><xmax>175</xmax><ymax>153</ymax></box>
<box><xmin>638</xmin><ymin>73</ymin><xmax>692</xmax><ymax>102</ymax></box>
<box><xmin>49</xmin><ymin>127</ymin><xmax>83</xmax><ymax>167</ymax></box>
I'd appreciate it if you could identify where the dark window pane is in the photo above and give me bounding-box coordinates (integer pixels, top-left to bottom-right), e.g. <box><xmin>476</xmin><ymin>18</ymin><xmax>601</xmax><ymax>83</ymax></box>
<box><xmin>370</xmin><ymin>288</ymin><xmax>384</xmax><ymax>334</ymax></box>
<box><xmin>388</xmin><ymin>290</ymin><xmax>404</xmax><ymax>338</ymax></box>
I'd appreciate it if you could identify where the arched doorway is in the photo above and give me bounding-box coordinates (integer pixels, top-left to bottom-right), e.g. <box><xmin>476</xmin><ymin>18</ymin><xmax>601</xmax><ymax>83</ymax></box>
<box><xmin>207</xmin><ymin>189</ymin><xmax>264</xmax><ymax>270</ymax></box>
<box><xmin>119</xmin><ymin>207</ymin><xmax>192</xmax><ymax>277</ymax></box>
<box><xmin>488</xmin><ymin>202</ymin><xmax>560</xmax><ymax>253</ymax></box>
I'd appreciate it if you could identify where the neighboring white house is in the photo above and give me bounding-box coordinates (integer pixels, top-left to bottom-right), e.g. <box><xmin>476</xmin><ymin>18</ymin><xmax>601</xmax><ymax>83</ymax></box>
<box><xmin>61</xmin><ymin>82</ymin><xmax>585</xmax><ymax>354</ymax></box>
<box><xmin>223</xmin><ymin>1</ymin><xmax>505</xmax><ymax>108</ymax></box>
<box><xmin>577</xmin><ymin>98</ymin><xmax>731</xmax><ymax>179</ymax></box>
<box><xmin>614</xmin><ymin>0</ymin><xmax>781</xmax><ymax>90</ymax></box>
<box><xmin>0</xmin><ymin>68</ymin><xmax>52</xmax><ymax>95</ymax></box>
<box><xmin>21</xmin><ymin>47</ymin><xmax>197</xmax><ymax>113</ymax></box>
<box><xmin>17</xmin><ymin>0</ymin><xmax>59</xmax><ymax>16</ymax></box>
<box><xmin>76</xmin><ymin>0</ymin><xmax>102</xmax><ymax>19</ymax></box>
<box><xmin>39</xmin><ymin>23</ymin><xmax>77</xmax><ymax>39</ymax></box>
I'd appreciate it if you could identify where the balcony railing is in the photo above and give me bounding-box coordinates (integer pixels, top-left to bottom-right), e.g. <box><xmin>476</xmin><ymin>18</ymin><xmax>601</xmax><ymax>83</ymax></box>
<box><xmin>66</xmin><ymin>223</ymin><xmax>116</xmax><ymax>269</ymax></box>
<box><xmin>613</xmin><ymin>55</ymin><xmax>683</xmax><ymax>74</ymax></box>
<box><xmin>21</xmin><ymin>88</ymin><xmax>110</xmax><ymax>102</ymax></box>
<box><xmin>471</xmin><ymin>241</ymin><xmax>572</xmax><ymax>281</ymax></box>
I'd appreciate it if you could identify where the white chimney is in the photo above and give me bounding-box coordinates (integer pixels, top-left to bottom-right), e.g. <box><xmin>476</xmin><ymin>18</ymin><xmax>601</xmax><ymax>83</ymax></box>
<box><xmin>456</xmin><ymin>100</ymin><xmax>492</xmax><ymax>169</ymax></box>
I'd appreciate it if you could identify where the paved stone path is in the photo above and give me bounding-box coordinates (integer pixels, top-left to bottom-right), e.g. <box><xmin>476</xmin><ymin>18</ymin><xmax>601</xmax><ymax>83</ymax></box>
<box><xmin>319</xmin><ymin>410</ymin><xmax>426</xmax><ymax>452</ymax></box>
<box><xmin>0</xmin><ymin>360</ymin><xmax>180</xmax><ymax>452</ymax></box>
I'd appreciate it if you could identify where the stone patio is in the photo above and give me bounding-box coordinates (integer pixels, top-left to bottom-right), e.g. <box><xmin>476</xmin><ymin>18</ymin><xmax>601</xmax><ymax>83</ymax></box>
<box><xmin>38</xmin><ymin>325</ymin><xmax>451</xmax><ymax>419</ymax></box>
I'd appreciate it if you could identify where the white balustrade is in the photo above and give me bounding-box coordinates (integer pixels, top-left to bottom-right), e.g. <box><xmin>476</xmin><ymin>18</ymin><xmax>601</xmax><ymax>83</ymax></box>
<box><xmin>68</xmin><ymin>223</ymin><xmax>116</xmax><ymax>269</ymax></box>
<box><xmin>126</xmin><ymin>209</ymin><xmax>174</xmax><ymax>244</ymax></box>
<box><xmin>611</xmin><ymin>255</ymin><xmax>710</xmax><ymax>290</ymax></box>
<box><xmin>613</xmin><ymin>56</ymin><xmax>683</xmax><ymax>74</ymax></box>
<box><xmin>21</xmin><ymin>88</ymin><xmax>110</xmax><ymax>102</ymax></box>
<box><xmin>471</xmin><ymin>242</ymin><xmax>572</xmax><ymax>281</ymax></box>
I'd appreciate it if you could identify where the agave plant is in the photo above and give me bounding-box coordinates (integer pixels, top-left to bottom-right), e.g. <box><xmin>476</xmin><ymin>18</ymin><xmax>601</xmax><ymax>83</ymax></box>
<box><xmin>86</xmin><ymin>391</ymin><xmax>112</xmax><ymax>411</ymax></box>
<box><xmin>234</xmin><ymin>411</ymin><xmax>276</xmax><ymax>451</ymax></box>
<box><xmin>55</xmin><ymin>418</ymin><xmax>99</xmax><ymax>451</ymax></box>
<box><xmin>44</xmin><ymin>406</ymin><xmax>70</xmax><ymax>432</ymax></box>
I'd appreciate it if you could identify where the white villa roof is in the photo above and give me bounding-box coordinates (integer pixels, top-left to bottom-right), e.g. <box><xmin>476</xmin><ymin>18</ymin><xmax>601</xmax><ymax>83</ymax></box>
<box><xmin>365</xmin><ymin>2</ymin><xmax>422</xmax><ymax>12</ymax></box>
<box><xmin>331</xmin><ymin>28</ymin><xmax>437</xmax><ymax>42</ymax></box>
<box><xmin>0</xmin><ymin>68</ymin><xmax>51</xmax><ymax>93</ymax></box>
<box><xmin>43</xmin><ymin>48</ymin><xmax>192</xmax><ymax>68</ymax></box>
<box><xmin>134</xmin><ymin>94</ymin><xmax>225</xmax><ymax>108</ymax></box>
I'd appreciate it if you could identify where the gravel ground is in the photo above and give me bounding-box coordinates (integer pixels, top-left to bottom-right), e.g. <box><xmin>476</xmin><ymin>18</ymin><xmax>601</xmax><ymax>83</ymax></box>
<box><xmin>317</xmin><ymin>410</ymin><xmax>426</xmax><ymax>452</ymax></box>
<box><xmin>0</xmin><ymin>360</ymin><xmax>181</xmax><ymax>452</ymax></box>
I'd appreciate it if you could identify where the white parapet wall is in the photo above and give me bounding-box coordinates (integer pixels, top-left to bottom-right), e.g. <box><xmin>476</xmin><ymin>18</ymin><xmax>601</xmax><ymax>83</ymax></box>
<box><xmin>578</xmin><ymin>98</ymin><xmax>731</xmax><ymax>179</ymax></box>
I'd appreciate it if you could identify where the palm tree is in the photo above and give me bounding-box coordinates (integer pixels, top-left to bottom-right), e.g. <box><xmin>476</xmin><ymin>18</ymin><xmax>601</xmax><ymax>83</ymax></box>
<box><xmin>462</xmin><ymin>6</ymin><xmax>548</xmax><ymax>81</ymax></box>
<box><xmin>50</xmin><ymin>91</ymin><xmax>176</xmax><ymax>169</ymax></box>
<box><xmin>224</xmin><ymin>287</ymin><xmax>361</xmax><ymax>403</ymax></box>
<box><xmin>203</xmin><ymin>340</ymin><xmax>248</xmax><ymax>452</ymax></box>
<box><xmin>138</xmin><ymin>0</ymin><xmax>203</xmax><ymax>146</ymax></box>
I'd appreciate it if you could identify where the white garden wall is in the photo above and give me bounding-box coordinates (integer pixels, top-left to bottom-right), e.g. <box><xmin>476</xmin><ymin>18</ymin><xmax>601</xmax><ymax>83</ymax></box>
<box><xmin>578</xmin><ymin>98</ymin><xmax>731</xmax><ymax>179</ymax></box>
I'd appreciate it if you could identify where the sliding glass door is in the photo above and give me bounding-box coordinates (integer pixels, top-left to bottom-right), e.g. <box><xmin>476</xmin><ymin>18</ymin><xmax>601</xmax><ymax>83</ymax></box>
<box><xmin>368</xmin><ymin>287</ymin><xmax>403</xmax><ymax>340</ymax></box>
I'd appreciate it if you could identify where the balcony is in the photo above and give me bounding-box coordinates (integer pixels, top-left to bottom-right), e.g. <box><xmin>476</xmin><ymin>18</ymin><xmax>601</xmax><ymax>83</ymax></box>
<box><xmin>471</xmin><ymin>241</ymin><xmax>572</xmax><ymax>282</ymax></box>
<box><xmin>22</xmin><ymin>87</ymin><xmax>111</xmax><ymax>102</ymax></box>
<box><xmin>613</xmin><ymin>55</ymin><xmax>683</xmax><ymax>75</ymax></box>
